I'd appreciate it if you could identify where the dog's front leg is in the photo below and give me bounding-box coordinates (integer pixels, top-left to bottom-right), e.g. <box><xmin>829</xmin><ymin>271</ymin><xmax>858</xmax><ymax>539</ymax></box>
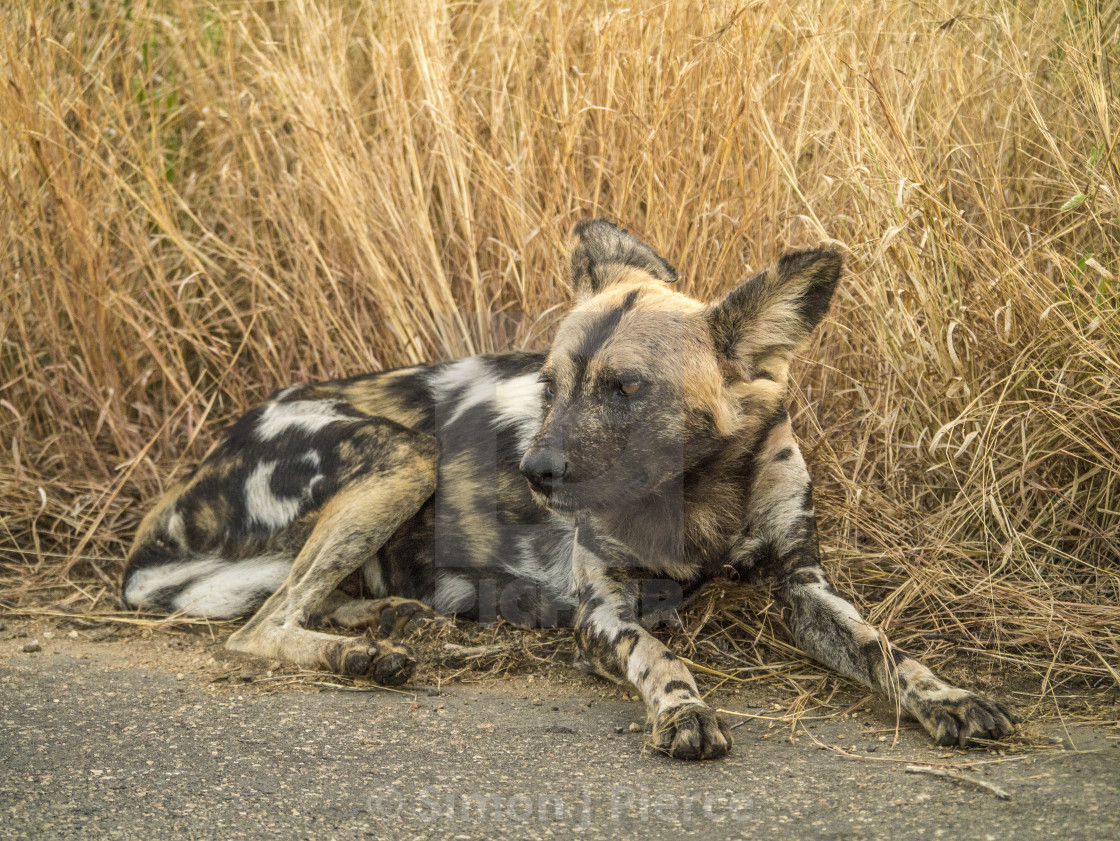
<box><xmin>778</xmin><ymin>564</ymin><xmax>1017</xmax><ymax>746</ymax></box>
<box><xmin>572</xmin><ymin>536</ymin><xmax>732</xmax><ymax>760</ymax></box>
<box><xmin>741</xmin><ymin>418</ymin><xmax>1017</xmax><ymax>746</ymax></box>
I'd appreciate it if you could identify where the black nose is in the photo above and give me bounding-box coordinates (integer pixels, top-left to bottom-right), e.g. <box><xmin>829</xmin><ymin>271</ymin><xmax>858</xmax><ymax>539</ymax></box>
<box><xmin>520</xmin><ymin>448</ymin><xmax>568</xmax><ymax>495</ymax></box>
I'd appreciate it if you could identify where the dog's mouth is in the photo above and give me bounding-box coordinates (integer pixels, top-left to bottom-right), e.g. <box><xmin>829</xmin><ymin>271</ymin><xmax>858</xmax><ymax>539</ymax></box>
<box><xmin>526</xmin><ymin>483</ymin><xmax>582</xmax><ymax>514</ymax></box>
<box><xmin>525</xmin><ymin>469</ymin><xmax>652</xmax><ymax>515</ymax></box>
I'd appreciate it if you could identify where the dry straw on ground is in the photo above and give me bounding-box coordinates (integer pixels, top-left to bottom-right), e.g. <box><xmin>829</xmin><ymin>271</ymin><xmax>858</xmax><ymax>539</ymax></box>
<box><xmin>1</xmin><ymin>1</ymin><xmax>1117</xmax><ymax>693</ymax></box>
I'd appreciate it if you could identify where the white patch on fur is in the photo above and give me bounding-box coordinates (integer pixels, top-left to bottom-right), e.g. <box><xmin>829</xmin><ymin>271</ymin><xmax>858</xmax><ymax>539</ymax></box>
<box><xmin>124</xmin><ymin>553</ymin><xmax>289</xmax><ymax>618</ymax></box>
<box><xmin>256</xmin><ymin>400</ymin><xmax>350</xmax><ymax>441</ymax></box>
<box><xmin>427</xmin><ymin>356</ymin><xmax>489</xmax><ymax>402</ymax></box>
<box><xmin>586</xmin><ymin>595</ymin><xmax>626</xmax><ymax>639</ymax></box>
<box><xmin>492</xmin><ymin>373</ymin><xmax>545</xmax><ymax>445</ymax></box>
<box><xmin>430</xmin><ymin>575</ymin><xmax>476</xmax><ymax>614</ymax></box>
<box><xmin>123</xmin><ymin>557</ymin><xmax>224</xmax><ymax>609</ymax></box>
<box><xmin>244</xmin><ymin>461</ymin><xmax>306</xmax><ymax>529</ymax></box>
<box><xmin>510</xmin><ymin>528</ymin><xmax>577</xmax><ymax>604</ymax></box>
<box><xmin>438</xmin><ymin>359</ymin><xmax>499</xmax><ymax>426</ymax></box>
<box><xmin>171</xmin><ymin>555</ymin><xmax>291</xmax><ymax>617</ymax></box>
<box><xmin>430</xmin><ymin>359</ymin><xmax>542</xmax><ymax>443</ymax></box>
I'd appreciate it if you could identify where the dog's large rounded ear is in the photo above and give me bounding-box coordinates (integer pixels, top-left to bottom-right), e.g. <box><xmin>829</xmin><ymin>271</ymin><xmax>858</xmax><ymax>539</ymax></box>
<box><xmin>707</xmin><ymin>246</ymin><xmax>842</xmax><ymax>382</ymax></box>
<box><xmin>569</xmin><ymin>219</ymin><xmax>677</xmax><ymax>299</ymax></box>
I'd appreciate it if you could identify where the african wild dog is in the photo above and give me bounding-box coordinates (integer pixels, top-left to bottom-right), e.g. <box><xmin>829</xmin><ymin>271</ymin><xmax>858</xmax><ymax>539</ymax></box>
<box><xmin>122</xmin><ymin>220</ymin><xmax>1017</xmax><ymax>759</ymax></box>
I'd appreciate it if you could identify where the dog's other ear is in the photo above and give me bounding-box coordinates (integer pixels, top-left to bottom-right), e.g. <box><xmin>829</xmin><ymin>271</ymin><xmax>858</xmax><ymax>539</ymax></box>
<box><xmin>707</xmin><ymin>246</ymin><xmax>842</xmax><ymax>382</ymax></box>
<box><xmin>569</xmin><ymin>218</ymin><xmax>677</xmax><ymax>299</ymax></box>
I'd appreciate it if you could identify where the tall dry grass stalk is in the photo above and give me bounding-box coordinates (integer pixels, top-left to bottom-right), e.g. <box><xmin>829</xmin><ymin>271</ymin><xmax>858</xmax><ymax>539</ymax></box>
<box><xmin>1</xmin><ymin>0</ymin><xmax>1117</xmax><ymax>687</ymax></box>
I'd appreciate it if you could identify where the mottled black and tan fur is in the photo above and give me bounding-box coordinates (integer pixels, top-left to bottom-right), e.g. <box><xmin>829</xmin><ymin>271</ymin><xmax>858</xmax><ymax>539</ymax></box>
<box><xmin>123</xmin><ymin>219</ymin><xmax>1017</xmax><ymax>759</ymax></box>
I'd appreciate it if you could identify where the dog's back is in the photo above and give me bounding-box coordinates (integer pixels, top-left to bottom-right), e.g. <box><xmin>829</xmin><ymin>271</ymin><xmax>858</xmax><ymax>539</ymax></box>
<box><xmin>121</xmin><ymin>352</ymin><xmax>567</xmax><ymax>620</ymax></box>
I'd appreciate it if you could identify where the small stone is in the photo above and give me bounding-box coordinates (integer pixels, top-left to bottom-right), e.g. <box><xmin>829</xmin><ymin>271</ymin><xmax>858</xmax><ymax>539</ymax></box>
<box><xmin>68</xmin><ymin>630</ymin><xmax>78</xmax><ymax>639</ymax></box>
<box><xmin>866</xmin><ymin>744</ymin><xmax>878</xmax><ymax>752</ymax></box>
<box><xmin>175</xmin><ymin>673</ymin><xmax>185</xmax><ymax>681</ymax></box>
<box><xmin>22</xmin><ymin>641</ymin><xmax>41</xmax><ymax>653</ymax></box>
<box><xmin>551</xmin><ymin>706</ymin><xmax>559</xmax><ymax>711</ymax></box>
<box><xmin>628</xmin><ymin>722</ymin><xmax>642</xmax><ymax>733</ymax></box>
<box><xmin>0</xmin><ymin>620</ymin><xmax>7</xmax><ymax>632</ymax></box>
<box><xmin>532</xmin><ymin>698</ymin><xmax>543</xmax><ymax>706</ymax></box>
<box><xmin>614</xmin><ymin>726</ymin><xmax>625</xmax><ymax>734</ymax></box>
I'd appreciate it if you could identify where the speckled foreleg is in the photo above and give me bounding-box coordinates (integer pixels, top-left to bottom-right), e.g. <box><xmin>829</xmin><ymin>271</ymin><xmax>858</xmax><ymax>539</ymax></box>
<box><xmin>742</xmin><ymin>418</ymin><xmax>1017</xmax><ymax>746</ymax></box>
<box><xmin>571</xmin><ymin>536</ymin><xmax>732</xmax><ymax>760</ymax></box>
<box><xmin>780</xmin><ymin>564</ymin><xmax>1017</xmax><ymax>745</ymax></box>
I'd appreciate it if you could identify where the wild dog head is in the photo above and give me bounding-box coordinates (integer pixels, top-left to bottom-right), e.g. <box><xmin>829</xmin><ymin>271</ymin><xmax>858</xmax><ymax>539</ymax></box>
<box><xmin>519</xmin><ymin>219</ymin><xmax>842</xmax><ymax>513</ymax></box>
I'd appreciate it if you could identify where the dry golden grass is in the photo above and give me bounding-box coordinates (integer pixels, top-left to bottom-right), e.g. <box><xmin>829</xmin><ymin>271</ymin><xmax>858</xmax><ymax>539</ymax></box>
<box><xmin>1</xmin><ymin>0</ymin><xmax>1117</xmax><ymax>693</ymax></box>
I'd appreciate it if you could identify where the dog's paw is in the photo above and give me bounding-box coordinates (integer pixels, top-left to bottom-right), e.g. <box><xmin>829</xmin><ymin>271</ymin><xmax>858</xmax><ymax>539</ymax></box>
<box><xmin>318</xmin><ymin>597</ymin><xmax>447</xmax><ymax>638</ymax></box>
<box><xmin>651</xmin><ymin>704</ymin><xmax>733</xmax><ymax>760</ymax></box>
<box><xmin>910</xmin><ymin>688</ymin><xmax>1017</xmax><ymax>747</ymax></box>
<box><xmin>326</xmin><ymin>638</ymin><xmax>416</xmax><ymax>686</ymax></box>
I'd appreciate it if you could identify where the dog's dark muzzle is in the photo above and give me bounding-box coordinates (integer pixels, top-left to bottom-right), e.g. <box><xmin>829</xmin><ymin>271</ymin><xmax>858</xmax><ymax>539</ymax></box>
<box><xmin>519</xmin><ymin>447</ymin><xmax>569</xmax><ymax>496</ymax></box>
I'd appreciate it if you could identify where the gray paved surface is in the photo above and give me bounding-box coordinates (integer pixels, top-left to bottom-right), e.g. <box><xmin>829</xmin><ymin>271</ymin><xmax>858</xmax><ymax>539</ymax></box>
<box><xmin>1</xmin><ymin>631</ymin><xmax>1118</xmax><ymax>840</ymax></box>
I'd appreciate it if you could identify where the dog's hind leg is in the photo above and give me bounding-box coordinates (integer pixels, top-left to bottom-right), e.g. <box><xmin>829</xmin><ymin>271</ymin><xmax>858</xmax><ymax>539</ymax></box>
<box><xmin>227</xmin><ymin>428</ymin><xmax>437</xmax><ymax>684</ymax></box>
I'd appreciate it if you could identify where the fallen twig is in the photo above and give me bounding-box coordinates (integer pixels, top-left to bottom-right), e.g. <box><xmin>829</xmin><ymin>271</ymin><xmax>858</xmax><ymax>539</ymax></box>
<box><xmin>905</xmin><ymin>765</ymin><xmax>1011</xmax><ymax>800</ymax></box>
<box><xmin>440</xmin><ymin>643</ymin><xmax>510</xmax><ymax>665</ymax></box>
<box><xmin>0</xmin><ymin>606</ymin><xmax>230</xmax><ymax>629</ymax></box>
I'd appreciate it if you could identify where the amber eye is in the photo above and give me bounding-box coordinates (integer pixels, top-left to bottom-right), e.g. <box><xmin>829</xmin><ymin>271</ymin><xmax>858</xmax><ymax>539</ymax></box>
<box><xmin>542</xmin><ymin>378</ymin><xmax>555</xmax><ymax>397</ymax></box>
<box><xmin>619</xmin><ymin>380</ymin><xmax>641</xmax><ymax>396</ymax></box>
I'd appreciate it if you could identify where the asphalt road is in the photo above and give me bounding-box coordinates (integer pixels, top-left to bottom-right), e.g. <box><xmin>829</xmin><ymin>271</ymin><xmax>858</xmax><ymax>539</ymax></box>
<box><xmin>1</xmin><ymin>628</ymin><xmax>1118</xmax><ymax>840</ymax></box>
